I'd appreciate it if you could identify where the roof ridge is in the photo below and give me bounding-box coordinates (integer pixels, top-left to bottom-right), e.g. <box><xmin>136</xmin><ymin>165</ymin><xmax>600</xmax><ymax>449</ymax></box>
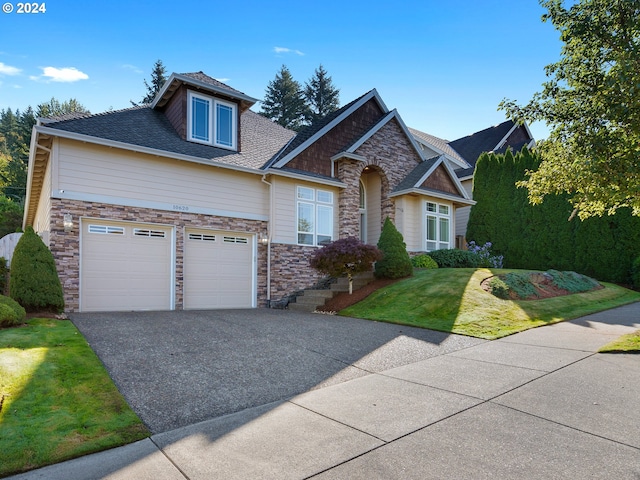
<box><xmin>41</xmin><ymin>104</ymin><xmax>149</xmax><ymax>125</ymax></box>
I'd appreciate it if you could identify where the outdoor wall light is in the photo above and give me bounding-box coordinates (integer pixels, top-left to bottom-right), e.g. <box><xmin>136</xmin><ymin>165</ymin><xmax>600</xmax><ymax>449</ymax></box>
<box><xmin>259</xmin><ymin>235</ymin><xmax>269</xmax><ymax>245</ymax></box>
<box><xmin>63</xmin><ymin>214</ymin><xmax>73</xmax><ymax>231</ymax></box>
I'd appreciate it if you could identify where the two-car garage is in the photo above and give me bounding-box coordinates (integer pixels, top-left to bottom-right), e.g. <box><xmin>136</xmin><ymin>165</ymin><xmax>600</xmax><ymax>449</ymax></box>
<box><xmin>80</xmin><ymin>219</ymin><xmax>255</xmax><ymax>312</ymax></box>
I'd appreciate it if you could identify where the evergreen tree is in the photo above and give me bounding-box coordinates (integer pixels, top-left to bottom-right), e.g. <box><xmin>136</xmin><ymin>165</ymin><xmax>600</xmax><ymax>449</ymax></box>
<box><xmin>375</xmin><ymin>217</ymin><xmax>413</xmax><ymax>279</ymax></box>
<box><xmin>10</xmin><ymin>226</ymin><xmax>64</xmax><ymax>312</ymax></box>
<box><xmin>260</xmin><ymin>65</ymin><xmax>309</xmax><ymax>131</ymax></box>
<box><xmin>36</xmin><ymin>98</ymin><xmax>89</xmax><ymax>118</ymax></box>
<box><xmin>141</xmin><ymin>59</ymin><xmax>167</xmax><ymax>104</ymax></box>
<box><xmin>304</xmin><ymin>65</ymin><xmax>340</xmax><ymax>124</ymax></box>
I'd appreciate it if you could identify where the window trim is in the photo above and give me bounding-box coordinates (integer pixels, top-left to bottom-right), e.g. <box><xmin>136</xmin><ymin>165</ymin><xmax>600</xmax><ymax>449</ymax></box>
<box><xmin>296</xmin><ymin>186</ymin><xmax>334</xmax><ymax>246</ymax></box>
<box><xmin>187</xmin><ymin>91</ymin><xmax>237</xmax><ymax>150</ymax></box>
<box><xmin>425</xmin><ymin>201</ymin><xmax>452</xmax><ymax>252</ymax></box>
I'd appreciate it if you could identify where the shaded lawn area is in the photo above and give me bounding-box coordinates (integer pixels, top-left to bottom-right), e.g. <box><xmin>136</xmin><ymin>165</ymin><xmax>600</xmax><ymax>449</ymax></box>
<box><xmin>0</xmin><ymin>318</ymin><xmax>149</xmax><ymax>477</ymax></box>
<box><xmin>340</xmin><ymin>268</ymin><xmax>640</xmax><ymax>340</ymax></box>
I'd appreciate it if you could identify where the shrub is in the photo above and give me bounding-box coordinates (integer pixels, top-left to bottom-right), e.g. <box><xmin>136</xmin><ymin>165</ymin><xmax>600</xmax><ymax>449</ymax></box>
<box><xmin>310</xmin><ymin>237</ymin><xmax>382</xmax><ymax>294</ymax></box>
<box><xmin>466</xmin><ymin>241</ymin><xmax>504</xmax><ymax>268</ymax></box>
<box><xmin>0</xmin><ymin>257</ymin><xmax>7</xmax><ymax>294</ymax></box>
<box><xmin>0</xmin><ymin>295</ymin><xmax>26</xmax><ymax>327</ymax></box>
<box><xmin>487</xmin><ymin>276</ymin><xmax>510</xmax><ymax>299</ymax></box>
<box><xmin>411</xmin><ymin>254</ymin><xmax>438</xmax><ymax>269</ymax></box>
<box><xmin>428</xmin><ymin>249</ymin><xmax>480</xmax><ymax>268</ymax></box>
<box><xmin>375</xmin><ymin>218</ymin><xmax>413</xmax><ymax>279</ymax></box>
<box><xmin>10</xmin><ymin>226</ymin><xmax>64</xmax><ymax>313</ymax></box>
<box><xmin>632</xmin><ymin>256</ymin><xmax>640</xmax><ymax>289</ymax></box>
<box><xmin>546</xmin><ymin>270</ymin><xmax>600</xmax><ymax>293</ymax></box>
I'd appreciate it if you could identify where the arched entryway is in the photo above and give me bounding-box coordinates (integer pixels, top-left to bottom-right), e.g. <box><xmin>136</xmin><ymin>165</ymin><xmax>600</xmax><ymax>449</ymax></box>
<box><xmin>360</xmin><ymin>166</ymin><xmax>382</xmax><ymax>245</ymax></box>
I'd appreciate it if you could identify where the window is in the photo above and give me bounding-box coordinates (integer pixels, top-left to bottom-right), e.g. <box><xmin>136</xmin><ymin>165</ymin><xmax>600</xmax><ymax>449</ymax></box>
<box><xmin>425</xmin><ymin>201</ymin><xmax>451</xmax><ymax>251</ymax></box>
<box><xmin>297</xmin><ymin>186</ymin><xmax>333</xmax><ymax>246</ymax></box>
<box><xmin>187</xmin><ymin>91</ymin><xmax>237</xmax><ymax>150</ymax></box>
<box><xmin>88</xmin><ymin>225</ymin><xmax>124</xmax><ymax>235</ymax></box>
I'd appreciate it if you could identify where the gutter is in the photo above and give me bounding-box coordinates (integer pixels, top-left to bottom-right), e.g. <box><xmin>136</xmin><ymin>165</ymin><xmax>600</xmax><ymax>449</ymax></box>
<box><xmin>261</xmin><ymin>175</ymin><xmax>273</xmax><ymax>305</ymax></box>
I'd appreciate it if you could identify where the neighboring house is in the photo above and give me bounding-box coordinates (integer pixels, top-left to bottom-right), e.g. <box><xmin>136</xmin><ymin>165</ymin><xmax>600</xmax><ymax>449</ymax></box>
<box><xmin>23</xmin><ymin>71</ymin><xmax>474</xmax><ymax>313</ymax></box>
<box><xmin>410</xmin><ymin>120</ymin><xmax>535</xmax><ymax>243</ymax></box>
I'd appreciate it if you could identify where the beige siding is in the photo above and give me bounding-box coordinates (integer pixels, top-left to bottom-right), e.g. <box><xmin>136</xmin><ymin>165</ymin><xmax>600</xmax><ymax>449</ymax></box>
<box><xmin>57</xmin><ymin>139</ymin><xmax>268</xmax><ymax>217</ymax></box>
<box><xmin>400</xmin><ymin>196</ymin><xmax>423</xmax><ymax>252</ymax></box>
<box><xmin>33</xmin><ymin>156</ymin><xmax>53</xmax><ymax>246</ymax></box>
<box><xmin>455</xmin><ymin>179</ymin><xmax>473</xmax><ymax>238</ymax></box>
<box><xmin>271</xmin><ymin>176</ymin><xmax>339</xmax><ymax>245</ymax></box>
<box><xmin>363</xmin><ymin>173</ymin><xmax>381</xmax><ymax>245</ymax></box>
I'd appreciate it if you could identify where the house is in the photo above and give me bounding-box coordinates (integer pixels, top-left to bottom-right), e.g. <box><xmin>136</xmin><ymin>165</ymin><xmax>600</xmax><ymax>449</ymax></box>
<box><xmin>23</xmin><ymin>71</ymin><xmax>474</xmax><ymax>313</ymax></box>
<box><xmin>410</xmin><ymin>120</ymin><xmax>535</xmax><ymax>243</ymax></box>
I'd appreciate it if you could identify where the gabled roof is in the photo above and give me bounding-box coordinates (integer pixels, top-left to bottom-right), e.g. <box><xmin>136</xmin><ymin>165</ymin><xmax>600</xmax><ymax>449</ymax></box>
<box><xmin>448</xmin><ymin>120</ymin><xmax>516</xmax><ymax>167</ymax></box>
<box><xmin>151</xmin><ymin>72</ymin><xmax>259</xmax><ymax>109</ymax></box>
<box><xmin>391</xmin><ymin>154</ymin><xmax>474</xmax><ymax>205</ymax></box>
<box><xmin>40</xmin><ymin>105</ymin><xmax>295</xmax><ymax>171</ymax></box>
<box><xmin>269</xmin><ymin>89</ymin><xmax>389</xmax><ymax>169</ymax></box>
<box><xmin>409</xmin><ymin>127</ymin><xmax>469</xmax><ymax>168</ymax></box>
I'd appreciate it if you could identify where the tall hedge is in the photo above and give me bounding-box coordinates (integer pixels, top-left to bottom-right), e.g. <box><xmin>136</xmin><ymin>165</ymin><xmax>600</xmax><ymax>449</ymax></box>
<box><xmin>10</xmin><ymin>226</ymin><xmax>64</xmax><ymax>312</ymax></box>
<box><xmin>466</xmin><ymin>147</ymin><xmax>640</xmax><ymax>283</ymax></box>
<box><xmin>375</xmin><ymin>217</ymin><xmax>413</xmax><ymax>279</ymax></box>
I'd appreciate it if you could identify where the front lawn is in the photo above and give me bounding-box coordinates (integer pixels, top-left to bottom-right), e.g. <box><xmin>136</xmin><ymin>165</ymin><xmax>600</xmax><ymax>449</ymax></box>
<box><xmin>599</xmin><ymin>330</ymin><xmax>640</xmax><ymax>353</ymax></box>
<box><xmin>340</xmin><ymin>268</ymin><xmax>640</xmax><ymax>339</ymax></box>
<box><xmin>0</xmin><ymin>318</ymin><xmax>149</xmax><ymax>477</ymax></box>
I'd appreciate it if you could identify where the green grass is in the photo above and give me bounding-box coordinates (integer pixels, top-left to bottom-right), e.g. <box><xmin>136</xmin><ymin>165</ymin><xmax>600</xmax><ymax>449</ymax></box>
<box><xmin>599</xmin><ymin>330</ymin><xmax>640</xmax><ymax>353</ymax></box>
<box><xmin>341</xmin><ymin>268</ymin><xmax>640</xmax><ymax>339</ymax></box>
<box><xmin>0</xmin><ymin>318</ymin><xmax>149</xmax><ymax>477</ymax></box>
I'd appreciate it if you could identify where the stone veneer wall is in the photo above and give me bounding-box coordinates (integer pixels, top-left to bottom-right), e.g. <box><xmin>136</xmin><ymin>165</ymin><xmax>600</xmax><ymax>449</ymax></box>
<box><xmin>268</xmin><ymin>243</ymin><xmax>324</xmax><ymax>302</ymax></box>
<box><xmin>50</xmin><ymin>198</ymin><xmax>269</xmax><ymax>312</ymax></box>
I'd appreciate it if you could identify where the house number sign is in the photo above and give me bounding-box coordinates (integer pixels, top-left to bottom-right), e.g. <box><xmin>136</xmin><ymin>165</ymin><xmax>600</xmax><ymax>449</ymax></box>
<box><xmin>172</xmin><ymin>204</ymin><xmax>190</xmax><ymax>212</ymax></box>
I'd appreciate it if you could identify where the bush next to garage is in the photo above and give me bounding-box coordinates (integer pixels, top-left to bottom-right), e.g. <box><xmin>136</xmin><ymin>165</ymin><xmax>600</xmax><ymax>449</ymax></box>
<box><xmin>375</xmin><ymin>217</ymin><xmax>413</xmax><ymax>279</ymax></box>
<box><xmin>10</xmin><ymin>226</ymin><xmax>65</xmax><ymax>313</ymax></box>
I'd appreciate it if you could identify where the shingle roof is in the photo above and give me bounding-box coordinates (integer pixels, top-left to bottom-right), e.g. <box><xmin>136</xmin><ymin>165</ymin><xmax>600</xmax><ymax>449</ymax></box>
<box><xmin>46</xmin><ymin>105</ymin><xmax>295</xmax><ymax>170</ymax></box>
<box><xmin>448</xmin><ymin>120</ymin><xmax>515</xmax><ymax>168</ymax></box>
<box><xmin>393</xmin><ymin>156</ymin><xmax>441</xmax><ymax>192</ymax></box>
<box><xmin>408</xmin><ymin>127</ymin><xmax>468</xmax><ymax>166</ymax></box>
<box><xmin>181</xmin><ymin>71</ymin><xmax>248</xmax><ymax>97</ymax></box>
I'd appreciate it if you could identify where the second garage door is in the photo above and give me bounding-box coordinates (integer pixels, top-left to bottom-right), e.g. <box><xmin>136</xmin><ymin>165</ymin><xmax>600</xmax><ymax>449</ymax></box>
<box><xmin>183</xmin><ymin>229</ymin><xmax>254</xmax><ymax>309</ymax></box>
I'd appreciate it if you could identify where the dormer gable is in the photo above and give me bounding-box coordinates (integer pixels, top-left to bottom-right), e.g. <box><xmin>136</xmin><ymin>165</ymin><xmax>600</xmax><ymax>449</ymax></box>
<box><xmin>152</xmin><ymin>72</ymin><xmax>259</xmax><ymax>152</ymax></box>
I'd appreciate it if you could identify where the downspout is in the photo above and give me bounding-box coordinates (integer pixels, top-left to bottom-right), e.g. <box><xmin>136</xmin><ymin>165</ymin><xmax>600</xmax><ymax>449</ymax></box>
<box><xmin>261</xmin><ymin>175</ymin><xmax>273</xmax><ymax>306</ymax></box>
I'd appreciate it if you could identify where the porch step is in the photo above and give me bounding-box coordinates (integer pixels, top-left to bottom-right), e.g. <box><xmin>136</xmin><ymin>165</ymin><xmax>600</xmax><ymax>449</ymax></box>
<box><xmin>288</xmin><ymin>272</ymin><xmax>375</xmax><ymax>312</ymax></box>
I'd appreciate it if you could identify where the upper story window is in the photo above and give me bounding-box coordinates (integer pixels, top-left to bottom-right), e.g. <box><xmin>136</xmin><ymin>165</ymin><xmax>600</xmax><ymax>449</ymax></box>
<box><xmin>297</xmin><ymin>186</ymin><xmax>333</xmax><ymax>246</ymax></box>
<box><xmin>187</xmin><ymin>91</ymin><xmax>237</xmax><ymax>150</ymax></box>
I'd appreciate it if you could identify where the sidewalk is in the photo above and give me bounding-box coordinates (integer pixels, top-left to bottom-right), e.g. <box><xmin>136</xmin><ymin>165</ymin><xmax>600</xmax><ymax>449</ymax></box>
<box><xmin>10</xmin><ymin>303</ymin><xmax>640</xmax><ymax>479</ymax></box>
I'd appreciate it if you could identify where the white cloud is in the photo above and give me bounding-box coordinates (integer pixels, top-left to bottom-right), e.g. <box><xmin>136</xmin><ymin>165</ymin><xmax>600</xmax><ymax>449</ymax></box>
<box><xmin>273</xmin><ymin>46</ymin><xmax>305</xmax><ymax>56</ymax></box>
<box><xmin>40</xmin><ymin>66</ymin><xmax>89</xmax><ymax>82</ymax></box>
<box><xmin>0</xmin><ymin>62</ymin><xmax>21</xmax><ymax>76</ymax></box>
<box><xmin>215</xmin><ymin>77</ymin><xmax>230</xmax><ymax>83</ymax></box>
<box><xmin>121</xmin><ymin>64</ymin><xmax>143</xmax><ymax>74</ymax></box>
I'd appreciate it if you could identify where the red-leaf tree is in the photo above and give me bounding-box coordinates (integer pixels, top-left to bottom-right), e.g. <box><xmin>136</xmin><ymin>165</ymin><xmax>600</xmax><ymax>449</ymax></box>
<box><xmin>310</xmin><ymin>237</ymin><xmax>382</xmax><ymax>294</ymax></box>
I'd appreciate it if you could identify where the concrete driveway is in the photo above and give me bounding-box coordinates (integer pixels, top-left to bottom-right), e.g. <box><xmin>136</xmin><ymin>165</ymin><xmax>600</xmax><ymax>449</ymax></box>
<box><xmin>11</xmin><ymin>304</ymin><xmax>640</xmax><ymax>479</ymax></box>
<box><xmin>70</xmin><ymin>309</ymin><xmax>484</xmax><ymax>433</ymax></box>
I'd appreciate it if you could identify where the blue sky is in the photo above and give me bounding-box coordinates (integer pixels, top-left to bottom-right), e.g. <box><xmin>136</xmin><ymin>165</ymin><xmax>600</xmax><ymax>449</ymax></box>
<box><xmin>0</xmin><ymin>0</ymin><xmax>559</xmax><ymax>141</ymax></box>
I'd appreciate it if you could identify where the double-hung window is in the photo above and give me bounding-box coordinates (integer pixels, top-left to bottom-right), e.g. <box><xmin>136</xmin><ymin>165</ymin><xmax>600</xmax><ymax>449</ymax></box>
<box><xmin>187</xmin><ymin>91</ymin><xmax>237</xmax><ymax>150</ymax></box>
<box><xmin>425</xmin><ymin>201</ymin><xmax>451</xmax><ymax>251</ymax></box>
<box><xmin>297</xmin><ymin>186</ymin><xmax>333</xmax><ymax>246</ymax></box>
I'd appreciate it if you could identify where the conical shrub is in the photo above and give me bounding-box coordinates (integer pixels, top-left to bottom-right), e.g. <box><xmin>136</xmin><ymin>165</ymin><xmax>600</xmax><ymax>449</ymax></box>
<box><xmin>375</xmin><ymin>217</ymin><xmax>413</xmax><ymax>279</ymax></box>
<box><xmin>10</xmin><ymin>226</ymin><xmax>64</xmax><ymax>312</ymax></box>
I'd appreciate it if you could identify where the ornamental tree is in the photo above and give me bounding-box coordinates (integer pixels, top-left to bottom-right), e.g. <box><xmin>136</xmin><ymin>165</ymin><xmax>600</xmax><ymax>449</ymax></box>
<box><xmin>375</xmin><ymin>217</ymin><xmax>413</xmax><ymax>279</ymax></box>
<box><xmin>310</xmin><ymin>237</ymin><xmax>382</xmax><ymax>294</ymax></box>
<box><xmin>500</xmin><ymin>0</ymin><xmax>640</xmax><ymax>219</ymax></box>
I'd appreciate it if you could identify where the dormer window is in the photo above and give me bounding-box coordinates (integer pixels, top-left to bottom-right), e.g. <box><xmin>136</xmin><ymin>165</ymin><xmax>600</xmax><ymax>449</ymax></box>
<box><xmin>187</xmin><ymin>91</ymin><xmax>237</xmax><ymax>150</ymax></box>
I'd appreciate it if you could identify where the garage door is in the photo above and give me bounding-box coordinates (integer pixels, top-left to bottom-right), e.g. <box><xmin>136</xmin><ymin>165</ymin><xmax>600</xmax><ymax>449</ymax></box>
<box><xmin>81</xmin><ymin>220</ymin><xmax>173</xmax><ymax>312</ymax></box>
<box><xmin>183</xmin><ymin>229</ymin><xmax>254</xmax><ymax>309</ymax></box>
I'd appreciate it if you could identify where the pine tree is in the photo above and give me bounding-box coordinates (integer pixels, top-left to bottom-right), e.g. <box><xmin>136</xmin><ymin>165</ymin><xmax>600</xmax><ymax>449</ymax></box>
<box><xmin>304</xmin><ymin>65</ymin><xmax>340</xmax><ymax>124</ymax></box>
<box><xmin>141</xmin><ymin>59</ymin><xmax>167</xmax><ymax>104</ymax></box>
<box><xmin>260</xmin><ymin>65</ymin><xmax>309</xmax><ymax>131</ymax></box>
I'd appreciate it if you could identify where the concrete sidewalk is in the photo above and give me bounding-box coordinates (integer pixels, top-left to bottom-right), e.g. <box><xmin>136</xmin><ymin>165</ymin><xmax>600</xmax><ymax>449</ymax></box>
<box><xmin>10</xmin><ymin>303</ymin><xmax>640</xmax><ymax>479</ymax></box>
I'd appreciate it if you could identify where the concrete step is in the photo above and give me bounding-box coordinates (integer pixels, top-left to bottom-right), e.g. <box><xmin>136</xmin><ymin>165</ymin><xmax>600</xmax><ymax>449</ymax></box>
<box><xmin>288</xmin><ymin>272</ymin><xmax>376</xmax><ymax>312</ymax></box>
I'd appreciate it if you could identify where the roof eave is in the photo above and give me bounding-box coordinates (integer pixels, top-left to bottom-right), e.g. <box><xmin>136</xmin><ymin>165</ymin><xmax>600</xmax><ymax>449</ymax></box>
<box><xmin>390</xmin><ymin>188</ymin><xmax>476</xmax><ymax>206</ymax></box>
<box><xmin>264</xmin><ymin>168</ymin><xmax>347</xmax><ymax>188</ymax></box>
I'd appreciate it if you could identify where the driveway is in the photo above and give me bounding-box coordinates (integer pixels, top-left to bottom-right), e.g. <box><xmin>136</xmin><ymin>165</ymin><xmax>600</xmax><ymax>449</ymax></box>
<box><xmin>70</xmin><ymin>309</ymin><xmax>484</xmax><ymax>433</ymax></box>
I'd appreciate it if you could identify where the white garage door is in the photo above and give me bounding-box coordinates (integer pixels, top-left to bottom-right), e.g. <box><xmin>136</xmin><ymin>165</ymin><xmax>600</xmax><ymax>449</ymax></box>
<box><xmin>81</xmin><ymin>220</ymin><xmax>173</xmax><ymax>312</ymax></box>
<box><xmin>183</xmin><ymin>229</ymin><xmax>254</xmax><ymax>309</ymax></box>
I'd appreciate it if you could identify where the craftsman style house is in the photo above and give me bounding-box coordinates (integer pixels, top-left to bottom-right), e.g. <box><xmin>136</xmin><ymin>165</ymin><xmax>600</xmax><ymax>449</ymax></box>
<box><xmin>24</xmin><ymin>72</ymin><xmax>473</xmax><ymax>312</ymax></box>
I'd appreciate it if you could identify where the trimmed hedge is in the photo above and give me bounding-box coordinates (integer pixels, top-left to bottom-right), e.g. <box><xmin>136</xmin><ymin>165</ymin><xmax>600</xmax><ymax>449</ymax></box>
<box><xmin>9</xmin><ymin>226</ymin><xmax>64</xmax><ymax>313</ymax></box>
<box><xmin>411</xmin><ymin>254</ymin><xmax>438</xmax><ymax>269</ymax></box>
<box><xmin>428</xmin><ymin>249</ymin><xmax>480</xmax><ymax>268</ymax></box>
<box><xmin>632</xmin><ymin>256</ymin><xmax>640</xmax><ymax>289</ymax></box>
<box><xmin>467</xmin><ymin>147</ymin><xmax>640</xmax><ymax>283</ymax></box>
